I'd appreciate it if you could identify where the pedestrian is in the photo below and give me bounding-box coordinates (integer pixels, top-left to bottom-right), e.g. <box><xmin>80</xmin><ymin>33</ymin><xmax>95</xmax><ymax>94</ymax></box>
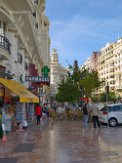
<box><xmin>91</xmin><ymin>102</ymin><xmax>100</xmax><ymax>128</ymax></box>
<box><xmin>21</xmin><ymin>120</ymin><xmax>28</xmax><ymax>130</ymax></box>
<box><xmin>0</xmin><ymin>112</ymin><xmax>3</xmax><ymax>142</ymax></box>
<box><xmin>53</xmin><ymin>103</ymin><xmax>57</xmax><ymax>112</ymax></box>
<box><xmin>35</xmin><ymin>103</ymin><xmax>42</xmax><ymax>125</ymax></box>
<box><xmin>82</xmin><ymin>102</ymin><xmax>89</xmax><ymax>128</ymax></box>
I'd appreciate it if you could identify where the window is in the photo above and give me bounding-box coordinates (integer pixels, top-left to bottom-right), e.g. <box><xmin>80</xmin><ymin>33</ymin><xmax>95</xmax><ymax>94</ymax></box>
<box><xmin>0</xmin><ymin>21</ymin><xmax>6</xmax><ymax>35</ymax></box>
<box><xmin>34</xmin><ymin>0</ymin><xmax>38</xmax><ymax>4</ymax></box>
<box><xmin>17</xmin><ymin>53</ymin><xmax>23</xmax><ymax>64</ymax></box>
<box><xmin>24</xmin><ymin>62</ymin><xmax>28</xmax><ymax>70</ymax></box>
<box><xmin>109</xmin><ymin>106</ymin><xmax>116</xmax><ymax>112</ymax></box>
<box><xmin>113</xmin><ymin>105</ymin><xmax>122</xmax><ymax>112</ymax></box>
<box><xmin>33</xmin><ymin>11</ymin><xmax>36</xmax><ymax>18</ymax></box>
<box><xmin>100</xmin><ymin>106</ymin><xmax>107</xmax><ymax>111</ymax></box>
<box><xmin>44</xmin><ymin>21</ymin><xmax>47</xmax><ymax>27</ymax></box>
<box><xmin>119</xmin><ymin>105</ymin><xmax>122</xmax><ymax>112</ymax></box>
<box><xmin>35</xmin><ymin>23</ymin><xmax>38</xmax><ymax>29</ymax></box>
<box><xmin>109</xmin><ymin>105</ymin><xmax>122</xmax><ymax>112</ymax></box>
<box><xmin>3</xmin><ymin>23</ymin><xmax>6</xmax><ymax>35</ymax></box>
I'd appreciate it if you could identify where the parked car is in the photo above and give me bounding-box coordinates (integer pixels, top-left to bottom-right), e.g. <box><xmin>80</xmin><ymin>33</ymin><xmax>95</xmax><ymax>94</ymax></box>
<box><xmin>98</xmin><ymin>103</ymin><xmax>122</xmax><ymax>127</ymax></box>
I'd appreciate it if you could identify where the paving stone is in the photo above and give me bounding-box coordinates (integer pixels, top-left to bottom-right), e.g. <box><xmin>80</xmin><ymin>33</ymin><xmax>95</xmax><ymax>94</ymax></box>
<box><xmin>104</xmin><ymin>151</ymin><xmax>118</xmax><ymax>157</ymax></box>
<box><xmin>13</xmin><ymin>143</ymin><xmax>35</xmax><ymax>152</ymax></box>
<box><xmin>0</xmin><ymin>158</ymin><xmax>18</xmax><ymax>163</ymax></box>
<box><xmin>25</xmin><ymin>138</ymin><xmax>34</xmax><ymax>142</ymax></box>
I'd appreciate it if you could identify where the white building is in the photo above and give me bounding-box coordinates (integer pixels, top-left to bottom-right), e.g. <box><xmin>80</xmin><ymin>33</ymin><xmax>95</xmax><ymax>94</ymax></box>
<box><xmin>0</xmin><ymin>0</ymin><xmax>50</xmax><ymax>106</ymax></box>
<box><xmin>82</xmin><ymin>37</ymin><xmax>122</xmax><ymax>97</ymax></box>
<box><xmin>50</xmin><ymin>49</ymin><xmax>68</xmax><ymax>98</ymax></box>
<box><xmin>0</xmin><ymin>0</ymin><xmax>50</xmax><ymax>83</ymax></box>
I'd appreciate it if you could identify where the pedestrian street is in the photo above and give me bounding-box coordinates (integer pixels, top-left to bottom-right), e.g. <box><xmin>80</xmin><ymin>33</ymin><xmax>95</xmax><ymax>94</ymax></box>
<box><xmin>0</xmin><ymin>120</ymin><xmax>122</xmax><ymax>163</ymax></box>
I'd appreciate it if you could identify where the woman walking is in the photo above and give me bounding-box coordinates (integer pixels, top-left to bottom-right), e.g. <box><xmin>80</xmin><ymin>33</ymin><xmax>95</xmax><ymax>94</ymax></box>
<box><xmin>35</xmin><ymin>104</ymin><xmax>42</xmax><ymax>125</ymax></box>
<box><xmin>82</xmin><ymin>102</ymin><xmax>89</xmax><ymax>128</ymax></box>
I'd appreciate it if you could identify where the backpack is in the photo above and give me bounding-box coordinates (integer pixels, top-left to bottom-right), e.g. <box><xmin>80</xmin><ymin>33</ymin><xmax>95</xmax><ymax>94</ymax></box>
<box><xmin>83</xmin><ymin>103</ymin><xmax>88</xmax><ymax>115</ymax></box>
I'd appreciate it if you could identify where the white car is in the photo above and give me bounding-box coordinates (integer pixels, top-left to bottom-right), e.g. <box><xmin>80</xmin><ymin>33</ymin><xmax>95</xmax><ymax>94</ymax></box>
<box><xmin>98</xmin><ymin>103</ymin><xmax>122</xmax><ymax>127</ymax></box>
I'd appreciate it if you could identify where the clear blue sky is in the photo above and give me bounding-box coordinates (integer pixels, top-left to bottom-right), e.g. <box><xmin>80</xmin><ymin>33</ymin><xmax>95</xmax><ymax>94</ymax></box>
<box><xmin>46</xmin><ymin>0</ymin><xmax>122</xmax><ymax>67</ymax></box>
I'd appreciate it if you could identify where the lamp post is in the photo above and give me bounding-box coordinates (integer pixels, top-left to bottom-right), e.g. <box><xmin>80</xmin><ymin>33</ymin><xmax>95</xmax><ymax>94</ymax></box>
<box><xmin>105</xmin><ymin>85</ymin><xmax>109</xmax><ymax>126</ymax></box>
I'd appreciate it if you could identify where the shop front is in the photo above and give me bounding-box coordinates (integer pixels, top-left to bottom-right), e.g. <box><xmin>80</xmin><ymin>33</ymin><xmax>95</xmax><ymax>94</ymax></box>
<box><xmin>0</xmin><ymin>78</ymin><xmax>39</xmax><ymax>132</ymax></box>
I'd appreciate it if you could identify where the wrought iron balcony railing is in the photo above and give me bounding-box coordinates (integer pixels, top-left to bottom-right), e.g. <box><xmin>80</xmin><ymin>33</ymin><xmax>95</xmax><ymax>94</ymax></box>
<box><xmin>0</xmin><ymin>35</ymin><xmax>11</xmax><ymax>53</ymax></box>
<box><xmin>0</xmin><ymin>72</ymin><xmax>13</xmax><ymax>79</ymax></box>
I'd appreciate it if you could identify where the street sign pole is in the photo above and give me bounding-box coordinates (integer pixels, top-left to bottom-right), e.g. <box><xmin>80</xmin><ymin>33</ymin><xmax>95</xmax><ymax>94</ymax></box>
<box><xmin>38</xmin><ymin>85</ymin><xmax>41</xmax><ymax>105</ymax></box>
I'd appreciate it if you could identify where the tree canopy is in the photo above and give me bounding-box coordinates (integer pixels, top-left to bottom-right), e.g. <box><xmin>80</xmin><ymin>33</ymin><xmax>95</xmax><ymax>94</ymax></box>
<box><xmin>55</xmin><ymin>61</ymin><xmax>103</xmax><ymax>104</ymax></box>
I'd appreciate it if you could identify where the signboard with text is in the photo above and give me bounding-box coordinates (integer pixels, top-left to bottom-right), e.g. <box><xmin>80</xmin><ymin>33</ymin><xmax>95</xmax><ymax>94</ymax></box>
<box><xmin>25</xmin><ymin>76</ymin><xmax>50</xmax><ymax>84</ymax></box>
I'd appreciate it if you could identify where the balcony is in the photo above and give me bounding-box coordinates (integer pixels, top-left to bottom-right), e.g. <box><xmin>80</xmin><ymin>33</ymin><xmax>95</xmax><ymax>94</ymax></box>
<box><xmin>0</xmin><ymin>71</ymin><xmax>13</xmax><ymax>79</ymax></box>
<box><xmin>0</xmin><ymin>35</ymin><xmax>11</xmax><ymax>53</ymax></box>
<box><xmin>115</xmin><ymin>85</ymin><xmax>122</xmax><ymax>90</ymax></box>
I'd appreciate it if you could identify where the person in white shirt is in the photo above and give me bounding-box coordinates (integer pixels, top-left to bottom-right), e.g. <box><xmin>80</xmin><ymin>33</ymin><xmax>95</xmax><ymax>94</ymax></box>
<box><xmin>21</xmin><ymin>120</ymin><xmax>28</xmax><ymax>130</ymax></box>
<box><xmin>91</xmin><ymin>103</ymin><xmax>100</xmax><ymax>128</ymax></box>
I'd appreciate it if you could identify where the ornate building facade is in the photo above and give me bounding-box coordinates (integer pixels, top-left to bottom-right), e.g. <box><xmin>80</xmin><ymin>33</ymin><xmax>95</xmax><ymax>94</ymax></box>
<box><xmin>50</xmin><ymin>49</ymin><xmax>68</xmax><ymax>98</ymax></box>
<box><xmin>0</xmin><ymin>0</ymin><xmax>51</xmax><ymax>129</ymax></box>
<box><xmin>0</xmin><ymin>0</ymin><xmax>50</xmax><ymax>106</ymax></box>
<box><xmin>0</xmin><ymin>0</ymin><xmax>50</xmax><ymax>83</ymax></box>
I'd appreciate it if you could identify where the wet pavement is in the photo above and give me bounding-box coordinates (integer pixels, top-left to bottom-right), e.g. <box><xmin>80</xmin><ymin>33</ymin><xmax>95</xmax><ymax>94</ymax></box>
<box><xmin>0</xmin><ymin>120</ymin><xmax>122</xmax><ymax>163</ymax></box>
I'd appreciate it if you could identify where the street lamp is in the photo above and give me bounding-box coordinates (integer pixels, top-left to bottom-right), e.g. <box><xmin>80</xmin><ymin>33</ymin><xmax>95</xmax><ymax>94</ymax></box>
<box><xmin>105</xmin><ymin>85</ymin><xmax>109</xmax><ymax>126</ymax></box>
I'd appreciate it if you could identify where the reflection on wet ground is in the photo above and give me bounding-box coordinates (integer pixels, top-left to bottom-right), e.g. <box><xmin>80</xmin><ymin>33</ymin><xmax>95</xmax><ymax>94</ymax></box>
<box><xmin>0</xmin><ymin>120</ymin><xmax>122</xmax><ymax>163</ymax></box>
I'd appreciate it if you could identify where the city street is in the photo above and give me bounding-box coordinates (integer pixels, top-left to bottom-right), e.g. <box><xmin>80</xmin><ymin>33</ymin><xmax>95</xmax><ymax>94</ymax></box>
<box><xmin>0</xmin><ymin>120</ymin><xmax>122</xmax><ymax>163</ymax></box>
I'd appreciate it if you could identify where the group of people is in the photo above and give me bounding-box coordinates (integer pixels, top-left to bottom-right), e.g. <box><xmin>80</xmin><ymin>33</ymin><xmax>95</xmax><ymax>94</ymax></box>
<box><xmin>35</xmin><ymin>101</ymin><xmax>101</xmax><ymax>129</ymax></box>
<box><xmin>0</xmin><ymin>102</ymin><xmax>100</xmax><ymax>142</ymax></box>
<box><xmin>82</xmin><ymin>101</ymin><xmax>100</xmax><ymax>128</ymax></box>
<box><xmin>0</xmin><ymin>103</ymin><xmax>42</xmax><ymax>142</ymax></box>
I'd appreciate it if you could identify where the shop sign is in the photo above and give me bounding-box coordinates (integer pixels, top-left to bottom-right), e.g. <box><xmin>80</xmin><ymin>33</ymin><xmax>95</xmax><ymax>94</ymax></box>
<box><xmin>41</xmin><ymin>66</ymin><xmax>50</xmax><ymax>77</ymax></box>
<box><xmin>25</xmin><ymin>76</ymin><xmax>50</xmax><ymax>83</ymax></box>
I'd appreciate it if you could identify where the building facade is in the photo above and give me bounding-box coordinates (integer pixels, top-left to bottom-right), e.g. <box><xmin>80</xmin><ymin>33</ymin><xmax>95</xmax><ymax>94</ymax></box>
<box><xmin>82</xmin><ymin>38</ymin><xmax>122</xmax><ymax>97</ymax></box>
<box><xmin>0</xmin><ymin>0</ymin><xmax>50</xmax><ymax>83</ymax></box>
<box><xmin>50</xmin><ymin>49</ymin><xmax>68</xmax><ymax>98</ymax></box>
<box><xmin>97</xmin><ymin>42</ymin><xmax>114</xmax><ymax>93</ymax></box>
<box><xmin>82</xmin><ymin>52</ymin><xmax>99</xmax><ymax>71</ymax></box>
<box><xmin>0</xmin><ymin>0</ymin><xmax>50</xmax><ymax>129</ymax></box>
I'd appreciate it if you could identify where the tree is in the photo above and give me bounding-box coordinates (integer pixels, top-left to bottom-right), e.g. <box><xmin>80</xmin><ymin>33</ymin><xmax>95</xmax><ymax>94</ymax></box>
<box><xmin>79</xmin><ymin>69</ymin><xmax>104</xmax><ymax>98</ymax></box>
<box><xmin>55</xmin><ymin>61</ymin><xmax>103</xmax><ymax>106</ymax></box>
<box><xmin>91</xmin><ymin>91</ymin><xmax>117</xmax><ymax>102</ymax></box>
<box><xmin>99</xmin><ymin>92</ymin><xmax>117</xmax><ymax>102</ymax></box>
<box><xmin>55</xmin><ymin>78</ymin><xmax>79</xmax><ymax>104</ymax></box>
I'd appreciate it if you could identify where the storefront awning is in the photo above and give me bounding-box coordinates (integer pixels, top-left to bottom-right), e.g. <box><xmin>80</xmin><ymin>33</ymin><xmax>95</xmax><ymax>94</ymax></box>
<box><xmin>0</xmin><ymin>78</ymin><xmax>39</xmax><ymax>103</ymax></box>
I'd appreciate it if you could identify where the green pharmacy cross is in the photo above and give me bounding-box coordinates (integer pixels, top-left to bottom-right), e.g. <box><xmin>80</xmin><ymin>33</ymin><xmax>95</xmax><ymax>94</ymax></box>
<box><xmin>42</xmin><ymin>66</ymin><xmax>50</xmax><ymax>77</ymax></box>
